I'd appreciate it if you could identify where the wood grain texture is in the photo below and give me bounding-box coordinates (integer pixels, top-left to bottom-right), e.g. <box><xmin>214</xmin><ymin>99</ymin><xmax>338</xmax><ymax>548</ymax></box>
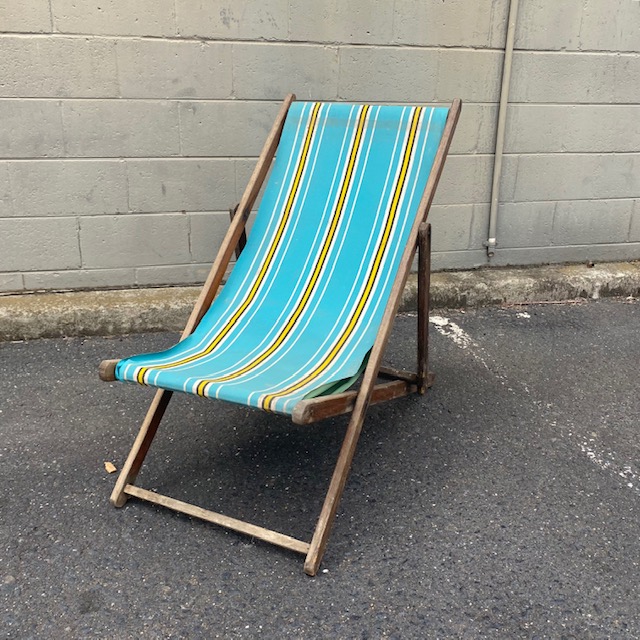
<box><xmin>291</xmin><ymin>380</ymin><xmax>416</xmax><ymax>425</ymax></box>
<box><xmin>98</xmin><ymin>359</ymin><xmax>119</xmax><ymax>381</ymax></box>
<box><xmin>124</xmin><ymin>485</ymin><xmax>310</xmax><ymax>555</ymax></box>
<box><xmin>110</xmin><ymin>388</ymin><xmax>174</xmax><ymax>507</ymax></box>
<box><xmin>417</xmin><ymin>222</ymin><xmax>431</xmax><ymax>394</ymax></box>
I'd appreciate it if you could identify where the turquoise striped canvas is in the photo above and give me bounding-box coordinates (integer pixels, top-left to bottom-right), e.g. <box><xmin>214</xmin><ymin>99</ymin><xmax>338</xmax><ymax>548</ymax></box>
<box><xmin>115</xmin><ymin>101</ymin><xmax>449</xmax><ymax>415</ymax></box>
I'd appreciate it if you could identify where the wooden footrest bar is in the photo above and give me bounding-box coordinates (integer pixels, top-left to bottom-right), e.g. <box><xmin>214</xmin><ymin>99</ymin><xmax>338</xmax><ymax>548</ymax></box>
<box><xmin>124</xmin><ymin>484</ymin><xmax>310</xmax><ymax>555</ymax></box>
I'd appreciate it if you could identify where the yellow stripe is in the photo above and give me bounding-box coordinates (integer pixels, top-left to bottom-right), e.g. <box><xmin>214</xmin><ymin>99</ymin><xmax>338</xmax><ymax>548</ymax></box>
<box><xmin>198</xmin><ymin>105</ymin><xmax>371</xmax><ymax>393</ymax></box>
<box><xmin>196</xmin><ymin>380</ymin><xmax>208</xmax><ymax>396</ymax></box>
<box><xmin>262</xmin><ymin>107</ymin><xmax>423</xmax><ymax>411</ymax></box>
<box><xmin>135</xmin><ymin>102</ymin><xmax>322</xmax><ymax>384</ymax></box>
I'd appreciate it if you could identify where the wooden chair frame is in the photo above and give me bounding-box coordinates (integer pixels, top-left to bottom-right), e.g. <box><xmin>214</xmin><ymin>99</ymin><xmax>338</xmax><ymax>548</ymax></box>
<box><xmin>102</xmin><ymin>95</ymin><xmax>461</xmax><ymax>575</ymax></box>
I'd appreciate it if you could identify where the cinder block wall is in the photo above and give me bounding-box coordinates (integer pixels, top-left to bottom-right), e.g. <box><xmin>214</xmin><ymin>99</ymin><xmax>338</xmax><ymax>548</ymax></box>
<box><xmin>1</xmin><ymin>0</ymin><xmax>639</xmax><ymax>293</ymax></box>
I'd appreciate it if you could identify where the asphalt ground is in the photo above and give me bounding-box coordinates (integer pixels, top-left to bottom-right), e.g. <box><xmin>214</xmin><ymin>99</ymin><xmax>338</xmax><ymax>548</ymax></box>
<box><xmin>1</xmin><ymin>298</ymin><xmax>639</xmax><ymax>638</ymax></box>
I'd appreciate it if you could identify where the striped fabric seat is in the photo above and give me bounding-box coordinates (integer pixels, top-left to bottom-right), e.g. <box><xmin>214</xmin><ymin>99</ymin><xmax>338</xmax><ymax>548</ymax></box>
<box><xmin>116</xmin><ymin>101</ymin><xmax>449</xmax><ymax>415</ymax></box>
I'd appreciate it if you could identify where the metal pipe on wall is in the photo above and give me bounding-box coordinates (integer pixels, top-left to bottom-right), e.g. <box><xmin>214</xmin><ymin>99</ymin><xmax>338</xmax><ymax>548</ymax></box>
<box><xmin>486</xmin><ymin>0</ymin><xmax>521</xmax><ymax>259</ymax></box>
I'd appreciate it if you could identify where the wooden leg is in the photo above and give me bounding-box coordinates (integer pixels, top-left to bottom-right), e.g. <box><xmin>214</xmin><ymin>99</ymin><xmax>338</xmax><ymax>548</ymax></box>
<box><xmin>417</xmin><ymin>222</ymin><xmax>432</xmax><ymax>394</ymax></box>
<box><xmin>304</xmin><ymin>404</ymin><xmax>368</xmax><ymax>576</ymax></box>
<box><xmin>110</xmin><ymin>389</ymin><xmax>173</xmax><ymax>507</ymax></box>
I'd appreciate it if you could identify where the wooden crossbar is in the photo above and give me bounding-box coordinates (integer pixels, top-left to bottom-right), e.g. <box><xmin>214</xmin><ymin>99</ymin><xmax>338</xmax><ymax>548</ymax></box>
<box><xmin>124</xmin><ymin>485</ymin><xmax>310</xmax><ymax>555</ymax></box>
<box><xmin>292</xmin><ymin>379</ymin><xmax>417</xmax><ymax>425</ymax></box>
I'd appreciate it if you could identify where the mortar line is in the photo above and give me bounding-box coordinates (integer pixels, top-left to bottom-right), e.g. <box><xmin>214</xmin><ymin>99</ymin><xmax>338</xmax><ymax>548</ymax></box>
<box><xmin>3</xmin><ymin>32</ymin><xmax>640</xmax><ymax>57</ymax></box>
<box><xmin>6</xmin><ymin>151</ymin><xmax>640</xmax><ymax>161</ymax></box>
<box><xmin>4</xmin><ymin>97</ymin><xmax>640</xmax><ymax>108</ymax></box>
<box><xmin>0</xmin><ymin>32</ymin><xmax>506</xmax><ymax>52</ymax></box>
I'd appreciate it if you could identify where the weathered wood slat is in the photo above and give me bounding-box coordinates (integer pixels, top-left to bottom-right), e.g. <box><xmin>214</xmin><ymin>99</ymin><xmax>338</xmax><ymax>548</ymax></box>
<box><xmin>377</xmin><ymin>365</ymin><xmax>418</xmax><ymax>384</ymax></box>
<box><xmin>292</xmin><ymin>379</ymin><xmax>416</xmax><ymax>425</ymax></box>
<box><xmin>417</xmin><ymin>222</ymin><xmax>431</xmax><ymax>394</ymax></box>
<box><xmin>124</xmin><ymin>485</ymin><xmax>310</xmax><ymax>555</ymax></box>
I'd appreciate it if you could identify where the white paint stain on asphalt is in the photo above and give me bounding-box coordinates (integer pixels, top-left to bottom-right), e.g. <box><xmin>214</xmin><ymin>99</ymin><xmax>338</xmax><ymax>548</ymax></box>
<box><xmin>429</xmin><ymin>315</ymin><xmax>474</xmax><ymax>350</ymax></box>
<box><xmin>429</xmin><ymin>315</ymin><xmax>511</xmax><ymax>383</ymax></box>
<box><xmin>429</xmin><ymin>312</ymin><xmax>639</xmax><ymax>496</ymax></box>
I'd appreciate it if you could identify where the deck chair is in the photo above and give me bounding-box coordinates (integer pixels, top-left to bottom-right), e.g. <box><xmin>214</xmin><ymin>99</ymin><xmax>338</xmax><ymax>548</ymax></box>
<box><xmin>99</xmin><ymin>95</ymin><xmax>461</xmax><ymax>575</ymax></box>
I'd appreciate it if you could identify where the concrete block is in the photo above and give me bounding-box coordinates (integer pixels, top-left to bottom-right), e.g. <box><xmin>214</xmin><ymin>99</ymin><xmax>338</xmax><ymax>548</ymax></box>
<box><xmin>553</xmin><ymin>199</ymin><xmax>633</xmax><ymax>245</ymax></box>
<box><xmin>176</xmin><ymin>0</ymin><xmax>288</xmax><ymax>40</ymax></box>
<box><xmin>511</xmin><ymin>52</ymin><xmax>640</xmax><ymax>104</ymax></box>
<box><xmin>338</xmin><ymin>48</ymin><xmax>502</xmax><ymax>103</ymax></box>
<box><xmin>127</xmin><ymin>159</ymin><xmax>236</xmax><ymax>213</ymax></box>
<box><xmin>0</xmin><ymin>273</ymin><xmax>24</xmax><ymax>293</ymax></box>
<box><xmin>9</xmin><ymin>160</ymin><xmax>128</xmax><ymax>216</ymax></box>
<box><xmin>0</xmin><ymin>163</ymin><xmax>12</xmax><ymax>215</ymax></box>
<box><xmin>515</xmin><ymin>1</ymin><xmax>587</xmax><ymax>51</ymax></box>
<box><xmin>437</xmin><ymin>50</ymin><xmax>503</xmax><ymax>102</ymax></box>
<box><xmin>23</xmin><ymin>268</ymin><xmax>136</xmax><ymax>291</ymax></box>
<box><xmin>502</xmin><ymin>154</ymin><xmax>640</xmax><ymax>203</ymax></box>
<box><xmin>613</xmin><ymin>56</ymin><xmax>640</xmax><ymax>104</ymax></box>
<box><xmin>493</xmin><ymin>243</ymin><xmax>640</xmax><ymax>268</ymax></box>
<box><xmin>80</xmin><ymin>214</ymin><xmax>190</xmax><ymax>268</ymax></box>
<box><xmin>434</xmin><ymin>155</ymin><xmax>493</xmax><ymax>206</ymax></box>
<box><xmin>630</xmin><ymin>202</ymin><xmax>640</xmax><ymax>243</ymax></box>
<box><xmin>189</xmin><ymin>212</ymin><xmax>233</xmax><ymax>263</ymax></box>
<box><xmin>0</xmin><ymin>100</ymin><xmax>64</xmax><ymax>158</ymax></box>
<box><xmin>577</xmin><ymin>0</ymin><xmax>640</xmax><ymax>53</ymax></box>
<box><xmin>0</xmin><ymin>217</ymin><xmax>80</xmax><ymax>271</ymax></box>
<box><xmin>428</xmin><ymin>205</ymin><xmax>473</xmax><ymax>252</ymax></box>
<box><xmin>135</xmin><ymin>263</ymin><xmax>212</xmax><ymax>286</ymax></box>
<box><xmin>449</xmin><ymin>104</ymin><xmax>497</xmax><ymax>155</ymax></box>
<box><xmin>431</xmin><ymin>250</ymin><xmax>487</xmax><ymax>272</ymax></box>
<box><xmin>0</xmin><ymin>0</ymin><xmax>51</xmax><ymax>32</ymax></box>
<box><xmin>393</xmin><ymin>0</ymin><xmax>509</xmax><ymax>48</ymax></box>
<box><xmin>179</xmin><ymin>100</ymin><xmax>281</xmax><ymax>157</ymax></box>
<box><xmin>289</xmin><ymin>0</ymin><xmax>394</xmax><ymax>44</ymax></box>
<box><xmin>233</xmin><ymin>43</ymin><xmax>339</xmax><ymax>100</ymax></box>
<box><xmin>62</xmin><ymin>100</ymin><xmax>180</xmax><ymax>157</ymax></box>
<box><xmin>339</xmin><ymin>48</ymin><xmax>439</xmax><ymax>103</ymax></box>
<box><xmin>52</xmin><ymin>0</ymin><xmax>176</xmax><ymax>37</ymax></box>
<box><xmin>496</xmin><ymin>202</ymin><xmax>555</xmax><ymax>249</ymax></box>
<box><xmin>516</xmin><ymin>0</ymin><xmax>640</xmax><ymax>53</ymax></box>
<box><xmin>117</xmin><ymin>40</ymin><xmax>233</xmax><ymax>99</ymax></box>
<box><xmin>505</xmin><ymin>105</ymin><xmax>640</xmax><ymax>154</ymax></box>
<box><xmin>0</xmin><ymin>36</ymin><xmax>118</xmax><ymax>98</ymax></box>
